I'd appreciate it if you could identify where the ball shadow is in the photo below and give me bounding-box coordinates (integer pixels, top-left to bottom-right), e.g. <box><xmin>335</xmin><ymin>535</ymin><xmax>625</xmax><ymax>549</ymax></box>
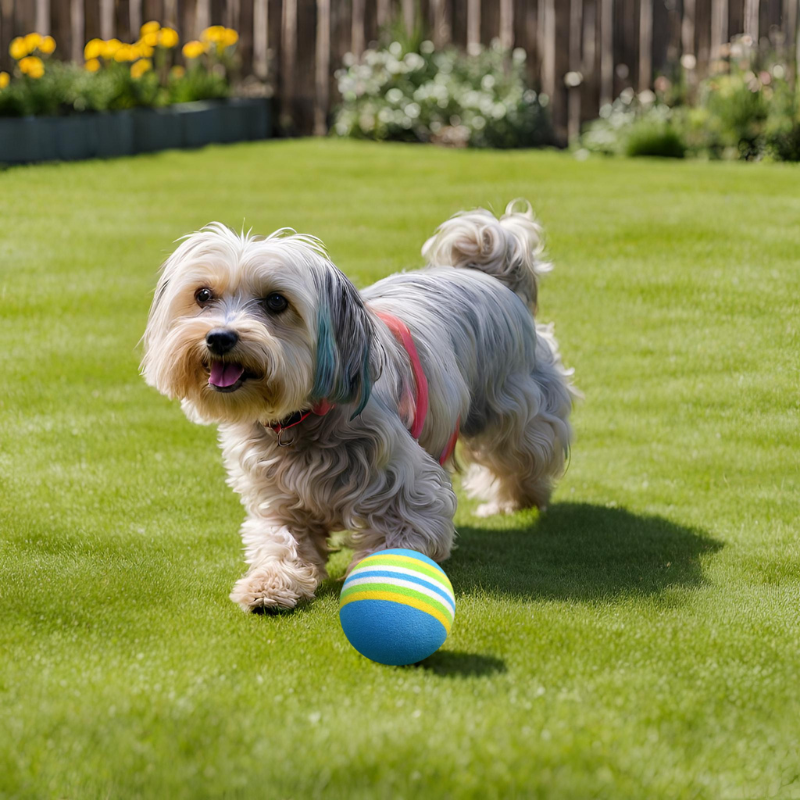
<box><xmin>415</xmin><ymin>650</ymin><xmax>507</xmax><ymax>677</ymax></box>
<box><xmin>449</xmin><ymin>502</ymin><xmax>722</xmax><ymax>602</ymax></box>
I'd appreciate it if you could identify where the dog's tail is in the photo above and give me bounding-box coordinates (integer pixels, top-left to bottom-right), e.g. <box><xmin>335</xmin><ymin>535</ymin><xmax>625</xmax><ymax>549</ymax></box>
<box><xmin>421</xmin><ymin>200</ymin><xmax>550</xmax><ymax>311</ymax></box>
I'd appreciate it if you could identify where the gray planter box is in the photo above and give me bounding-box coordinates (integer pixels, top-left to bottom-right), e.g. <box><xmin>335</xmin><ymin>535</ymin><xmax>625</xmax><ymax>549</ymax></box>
<box><xmin>0</xmin><ymin>98</ymin><xmax>271</xmax><ymax>165</ymax></box>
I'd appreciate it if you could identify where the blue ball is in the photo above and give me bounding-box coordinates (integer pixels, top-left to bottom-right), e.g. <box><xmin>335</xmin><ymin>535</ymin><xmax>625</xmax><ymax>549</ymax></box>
<box><xmin>339</xmin><ymin>548</ymin><xmax>456</xmax><ymax>666</ymax></box>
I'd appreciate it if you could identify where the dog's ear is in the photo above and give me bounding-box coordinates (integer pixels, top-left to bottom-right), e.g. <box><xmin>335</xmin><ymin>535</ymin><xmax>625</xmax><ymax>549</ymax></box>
<box><xmin>311</xmin><ymin>265</ymin><xmax>377</xmax><ymax>418</ymax></box>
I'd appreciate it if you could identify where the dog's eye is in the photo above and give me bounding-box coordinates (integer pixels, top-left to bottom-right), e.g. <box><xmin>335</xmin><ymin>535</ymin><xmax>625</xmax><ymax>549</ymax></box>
<box><xmin>195</xmin><ymin>288</ymin><xmax>213</xmax><ymax>306</ymax></box>
<box><xmin>263</xmin><ymin>293</ymin><xmax>288</xmax><ymax>314</ymax></box>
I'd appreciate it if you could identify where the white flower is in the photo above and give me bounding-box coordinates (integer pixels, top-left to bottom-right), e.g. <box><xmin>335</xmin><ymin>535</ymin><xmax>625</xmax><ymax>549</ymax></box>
<box><xmin>420</xmin><ymin>40</ymin><xmax>435</xmax><ymax>54</ymax></box>
<box><xmin>481</xmin><ymin>74</ymin><xmax>496</xmax><ymax>91</ymax></box>
<box><xmin>638</xmin><ymin>89</ymin><xmax>656</xmax><ymax>105</ymax></box>
<box><xmin>404</xmin><ymin>102</ymin><xmax>421</xmax><ymax>118</ymax></box>
<box><xmin>404</xmin><ymin>52</ymin><xmax>424</xmax><ymax>71</ymax></box>
<box><xmin>389</xmin><ymin>41</ymin><xmax>402</xmax><ymax>57</ymax></box>
<box><xmin>385</xmin><ymin>87</ymin><xmax>404</xmax><ymax>104</ymax></box>
<box><xmin>564</xmin><ymin>71</ymin><xmax>582</xmax><ymax>88</ymax></box>
<box><xmin>681</xmin><ymin>54</ymin><xmax>697</xmax><ymax>70</ymax></box>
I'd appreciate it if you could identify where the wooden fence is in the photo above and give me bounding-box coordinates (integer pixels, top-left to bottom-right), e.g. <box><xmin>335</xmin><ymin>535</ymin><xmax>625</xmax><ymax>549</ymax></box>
<box><xmin>1</xmin><ymin>1</ymin><xmax>799</xmax><ymax>142</ymax></box>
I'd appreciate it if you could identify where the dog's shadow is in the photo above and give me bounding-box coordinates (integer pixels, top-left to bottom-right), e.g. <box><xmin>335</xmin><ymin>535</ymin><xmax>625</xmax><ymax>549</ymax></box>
<box><xmin>313</xmin><ymin>502</ymin><xmax>721</xmax><ymax>677</ymax></box>
<box><xmin>448</xmin><ymin>502</ymin><xmax>722</xmax><ymax>602</ymax></box>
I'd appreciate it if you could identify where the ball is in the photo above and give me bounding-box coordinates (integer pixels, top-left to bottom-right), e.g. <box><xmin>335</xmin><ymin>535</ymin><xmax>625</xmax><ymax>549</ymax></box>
<box><xmin>339</xmin><ymin>548</ymin><xmax>456</xmax><ymax>666</ymax></box>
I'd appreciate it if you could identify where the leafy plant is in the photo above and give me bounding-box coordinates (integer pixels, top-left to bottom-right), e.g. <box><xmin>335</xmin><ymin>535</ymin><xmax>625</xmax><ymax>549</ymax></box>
<box><xmin>333</xmin><ymin>39</ymin><xmax>551</xmax><ymax>149</ymax></box>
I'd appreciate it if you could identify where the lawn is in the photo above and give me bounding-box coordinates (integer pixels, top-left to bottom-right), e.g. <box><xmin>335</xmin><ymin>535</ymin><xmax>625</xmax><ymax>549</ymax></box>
<box><xmin>1</xmin><ymin>140</ymin><xmax>799</xmax><ymax>800</ymax></box>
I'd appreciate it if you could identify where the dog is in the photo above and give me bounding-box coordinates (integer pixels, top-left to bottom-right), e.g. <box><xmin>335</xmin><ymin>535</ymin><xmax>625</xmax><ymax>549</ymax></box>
<box><xmin>141</xmin><ymin>201</ymin><xmax>576</xmax><ymax>611</ymax></box>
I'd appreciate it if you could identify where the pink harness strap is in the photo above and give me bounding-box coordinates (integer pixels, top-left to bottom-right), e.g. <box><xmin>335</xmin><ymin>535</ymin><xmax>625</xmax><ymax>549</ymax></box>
<box><xmin>374</xmin><ymin>310</ymin><xmax>429</xmax><ymax>440</ymax></box>
<box><xmin>373</xmin><ymin>310</ymin><xmax>458</xmax><ymax>465</ymax></box>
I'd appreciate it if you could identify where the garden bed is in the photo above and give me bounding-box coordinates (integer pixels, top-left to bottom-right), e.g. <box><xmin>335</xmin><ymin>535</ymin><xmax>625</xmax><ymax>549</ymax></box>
<box><xmin>0</xmin><ymin>97</ymin><xmax>271</xmax><ymax>164</ymax></box>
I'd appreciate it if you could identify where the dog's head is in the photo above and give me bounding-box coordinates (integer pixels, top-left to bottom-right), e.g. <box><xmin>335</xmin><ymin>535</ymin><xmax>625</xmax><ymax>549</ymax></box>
<box><xmin>141</xmin><ymin>224</ymin><xmax>377</xmax><ymax>424</ymax></box>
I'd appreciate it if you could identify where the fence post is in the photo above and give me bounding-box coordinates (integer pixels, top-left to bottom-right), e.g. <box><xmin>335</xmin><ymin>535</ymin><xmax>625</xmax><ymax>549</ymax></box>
<box><xmin>315</xmin><ymin>0</ymin><xmax>330</xmax><ymax>135</ymax></box>
<box><xmin>711</xmin><ymin>0</ymin><xmax>728</xmax><ymax>58</ymax></box>
<box><xmin>467</xmin><ymin>0</ymin><xmax>480</xmax><ymax>48</ymax></box>
<box><xmin>71</xmin><ymin>0</ymin><xmax>84</xmax><ymax>62</ymax></box>
<box><xmin>500</xmin><ymin>0</ymin><xmax>514</xmax><ymax>48</ymax></box>
<box><xmin>282</xmin><ymin>0</ymin><xmax>297</xmax><ymax>131</ymax></box>
<box><xmin>568</xmin><ymin>0</ymin><xmax>584</xmax><ymax>142</ymax></box>
<box><xmin>36</xmin><ymin>0</ymin><xmax>50</xmax><ymax>34</ymax></box>
<box><xmin>351</xmin><ymin>0</ymin><xmax>364</xmax><ymax>56</ymax></box>
<box><xmin>745</xmin><ymin>0</ymin><xmax>760</xmax><ymax>41</ymax></box>
<box><xmin>600</xmin><ymin>0</ymin><xmax>613</xmax><ymax>106</ymax></box>
<box><xmin>253</xmin><ymin>0</ymin><xmax>268</xmax><ymax>78</ymax></box>
<box><xmin>639</xmin><ymin>0</ymin><xmax>652</xmax><ymax>91</ymax></box>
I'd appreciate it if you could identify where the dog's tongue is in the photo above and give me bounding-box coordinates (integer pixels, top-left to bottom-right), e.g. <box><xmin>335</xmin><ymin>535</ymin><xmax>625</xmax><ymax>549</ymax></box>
<box><xmin>209</xmin><ymin>362</ymin><xmax>245</xmax><ymax>388</ymax></box>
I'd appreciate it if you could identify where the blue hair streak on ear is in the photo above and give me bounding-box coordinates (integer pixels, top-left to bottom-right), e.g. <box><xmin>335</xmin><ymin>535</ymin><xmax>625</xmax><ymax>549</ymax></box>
<box><xmin>311</xmin><ymin>268</ymin><xmax>375</xmax><ymax>418</ymax></box>
<box><xmin>311</xmin><ymin>302</ymin><xmax>339</xmax><ymax>402</ymax></box>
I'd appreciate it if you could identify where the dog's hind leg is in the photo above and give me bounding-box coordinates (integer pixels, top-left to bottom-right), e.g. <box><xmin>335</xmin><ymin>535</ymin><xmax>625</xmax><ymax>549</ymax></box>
<box><xmin>461</xmin><ymin>330</ymin><xmax>574</xmax><ymax>516</ymax></box>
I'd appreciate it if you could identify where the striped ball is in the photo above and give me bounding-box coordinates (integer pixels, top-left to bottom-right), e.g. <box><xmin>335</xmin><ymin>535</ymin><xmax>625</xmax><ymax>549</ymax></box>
<box><xmin>339</xmin><ymin>549</ymin><xmax>455</xmax><ymax>666</ymax></box>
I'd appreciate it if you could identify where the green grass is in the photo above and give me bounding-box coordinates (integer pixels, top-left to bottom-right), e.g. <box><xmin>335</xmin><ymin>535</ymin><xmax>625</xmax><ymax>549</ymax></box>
<box><xmin>1</xmin><ymin>140</ymin><xmax>799</xmax><ymax>800</ymax></box>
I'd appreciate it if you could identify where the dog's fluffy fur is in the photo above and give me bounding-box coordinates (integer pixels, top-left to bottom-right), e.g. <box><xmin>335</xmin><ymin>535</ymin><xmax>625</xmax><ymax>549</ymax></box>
<box><xmin>142</xmin><ymin>202</ymin><xmax>576</xmax><ymax>611</ymax></box>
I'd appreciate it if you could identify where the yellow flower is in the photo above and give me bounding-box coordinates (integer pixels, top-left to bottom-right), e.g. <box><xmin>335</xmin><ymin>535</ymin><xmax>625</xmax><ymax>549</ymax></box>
<box><xmin>102</xmin><ymin>38</ymin><xmax>122</xmax><ymax>59</ymax></box>
<box><xmin>9</xmin><ymin>37</ymin><xmax>28</xmax><ymax>60</ymax></box>
<box><xmin>140</xmin><ymin>21</ymin><xmax>160</xmax><ymax>36</ymax></box>
<box><xmin>19</xmin><ymin>56</ymin><xmax>44</xmax><ymax>79</ymax></box>
<box><xmin>114</xmin><ymin>43</ymin><xmax>138</xmax><ymax>62</ymax></box>
<box><xmin>158</xmin><ymin>27</ymin><xmax>179</xmax><ymax>48</ymax></box>
<box><xmin>130</xmin><ymin>58</ymin><xmax>152</xmax><ymax>79</ymax></box>
<box><xmin>135</xmin><ymin>42</ymin><xmax>155</xmax><ymax>58</ymax></box>
<box><xmin>39</xmin><ymin>35</ymin><xmax>56</xmax><ymax>54</ymax></box>
<box><xmin>23</xmin><ymin>33</ymin><xmax>42</xmax><ymax>52</ymax></box>
<box><xmin>141</xmin><ymin>30</ymin><xmax>159</xmax><ymax>47</ymax></box>
<box><xmin>222</xmin><ymin>28</ymin><xmax>239</xmax><ymax>47</ymax></box>
<box><xmin>84</xmin><ymin>38</ymin><xmax>104</xmax><ymax>60</ymax></box>
<box><xmin>85</xmin><ymin>58</ymin><xmax>101</xmax><ymax>72</ymax></box>
<box><xmin>201</xmin><ymin>25</ymin><xmax>226</xmax><ymax>43</ymax></box>
<box><xmin>0</xmin><ymin>71</ymin><xmax>9</xmax><ymax>89</ymax></box>
<box><xmin>182</xmin><ymin>40</ymin><xmax>206</xmax><ymax>59</ymax></box>
<box><xmin>170</xmin><ymin>65</ymin><xmax>185</xmax><ymax>79</ymax></box>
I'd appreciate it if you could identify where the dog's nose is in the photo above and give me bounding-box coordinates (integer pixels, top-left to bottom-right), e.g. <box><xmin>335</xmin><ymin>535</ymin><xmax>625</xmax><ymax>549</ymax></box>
<box><xmin>206</xmin><ymin>328</ymin><xmax>239</xmax><ymax>355</ymax></box>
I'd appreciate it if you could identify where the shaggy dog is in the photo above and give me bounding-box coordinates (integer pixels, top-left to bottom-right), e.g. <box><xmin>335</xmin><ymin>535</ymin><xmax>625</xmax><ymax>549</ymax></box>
<box><xmin>141</xmin><ymin>202</ymin><xmax>575</xmax><ymax>611</ymax></box>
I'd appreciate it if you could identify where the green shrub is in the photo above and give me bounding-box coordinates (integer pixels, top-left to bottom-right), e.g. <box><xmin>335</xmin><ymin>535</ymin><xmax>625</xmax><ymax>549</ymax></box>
<box><xmin>625</xmin><ymin>119</ymin><xmax>686</xmax><ymax>158</ymax></box>
<box><xmin>333</xmin><ymin>39</ymin><xmax>552</xmax><ymax>149</ymax></box>
<box><xmin>578</xmin><ymin>88</ymin><xmax>686</xmax><ymax>158</ymax></box>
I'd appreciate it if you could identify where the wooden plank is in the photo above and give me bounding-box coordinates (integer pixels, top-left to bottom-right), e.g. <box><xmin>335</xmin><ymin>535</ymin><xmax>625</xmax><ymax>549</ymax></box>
<box><xmin>569</xmin><ymin>0</ymin><xmax>584</xmax><ymax>141</ymax></box>
<box><xmin>315</xmin><ymin>0</ymin><xmax>330</xmax><ymax>135</ymax></box>
<box><xmin>431</xmin><ymin>0</ymin><xmax>451</xmax><ymax>47</ymax></box>
<box><xmin>638</xmin><ymin>0</ymin><xmax>652</xmax><ymax>90</ymax></box>
<box><xmin>500</xmin><ymin>0</ymin><xmax>514</xmax><ymax>47</ymax></box>
<box><xmin>376</xmin><ymin>0</ymin><xmax>390</xmax><ymax>31</ymax></box>
<box><xmin>711</xmin><ymin>0</ymin><xmax>729</xmax><ymax>58</ymax></box>
<box><xmin>467</xmin><ymin>0</ymin><xmax>480</xmax><ymax>46</ymax></box>
<box><xmin>744</xmin><ymin>0</ymin><xmax>759</xmax><ymax>40</ymax></box>
<box><xmin>100</xmin><ymin>0</ymin><xmax>115</xmax><ymax>38</ymax></box>
<box><xmin>72</xmin><ymin>0</ymin><xmax>85</xmax><ymax>62</ymax></box>
<box><xmin>600</xmin><ymin>0</ymin><xmax>613</xmax><ymax>105</ymax></box>
<box><xmin>402</xmin><ymin>0</ymin><xmax>414</xmax><ymax>35</ymax></box>
<box><xmin>281</xmin><ymin>0</ymin><xmax>298</xmax><ymax>131</ymax></box>
<box><xmin>36</xmin><ymin>0</ymin><xmax>50</xmax><ymax>34</ymax></box>
<box><xmin>541</xmin><ymin>0</ymin><xmax>555</xmax><ymax>99</ymax></box>
<box><xmin>0</xmin><ymin>0</ymin><xmax>13</xmax><ymax>72</ymax></box>
<box><xmin>238</xmin><ymin>0</ymin><xmax>254</xmax><ymax>76</ymax></box>
<box><xmin>130</xmin><ymin>0</ymin><xmax>142</xmax><ymax>36</ymax></box>
<box><xmin>163</xmin><ymin>0</ymin><xmax>179</xmax><ymax>27</ymax></box>
<box><xmin>351</xmin><ymin>0</ymin><xmax>364</xmax><ymax>55</ymax></box>
<box><xmin>196</xmin><ymin>0</ymin><xmax>211</xmax><ymax>32</ymax></box>
<box><xmin>253</xmin><ymin>0</ymin><xmax>269</xmax><ymax>78</ymax></box>
<box><xmin>482</xmin><ymin>0</ymin><xmax>499</xmax><ymax>44</ymax></box>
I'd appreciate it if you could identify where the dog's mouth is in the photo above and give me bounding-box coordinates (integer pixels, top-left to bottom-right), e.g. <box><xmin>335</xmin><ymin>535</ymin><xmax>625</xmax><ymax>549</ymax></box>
<box><xmin>206</xmin><ymin>361</ymin><xmax>258</xmax><ymax>393</ymax></box>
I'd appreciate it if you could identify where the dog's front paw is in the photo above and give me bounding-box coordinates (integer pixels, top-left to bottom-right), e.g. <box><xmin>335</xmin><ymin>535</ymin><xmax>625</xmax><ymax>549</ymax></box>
<box><xmin>230</xmin><ymin>561</ymin><xmax>318</xmax><ymax>612</ymax></box>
